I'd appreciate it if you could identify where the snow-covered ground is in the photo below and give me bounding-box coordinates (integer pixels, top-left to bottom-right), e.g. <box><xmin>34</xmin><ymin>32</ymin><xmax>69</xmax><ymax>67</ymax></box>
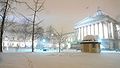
<box><xmin>0</xmin><ymin>52</ymin><xmax>120</xmax><ymax>68</ymax></box>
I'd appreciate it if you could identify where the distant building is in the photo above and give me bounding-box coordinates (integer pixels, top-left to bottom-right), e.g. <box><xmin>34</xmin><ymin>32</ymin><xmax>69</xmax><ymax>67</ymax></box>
<box><xmin>74</xmin><ymin>9</ymin><xmax>120</xmax><ymax>50</ymax></box>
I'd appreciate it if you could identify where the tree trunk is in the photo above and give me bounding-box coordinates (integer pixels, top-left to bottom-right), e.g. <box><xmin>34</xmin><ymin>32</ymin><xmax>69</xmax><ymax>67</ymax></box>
<box><xmin>32</xmin><ymin>10</ymin><xmax>37</xmax><ymax>52</ymax></box>
<box><xmin>0</xmin><ymin>0</ymin><xmax>9</xmax><ymax>52</ymax></box>
<box><xmin>58</xmin><ymin>42</ymin><xmax>61</xmax><ymax>53</ymax></box>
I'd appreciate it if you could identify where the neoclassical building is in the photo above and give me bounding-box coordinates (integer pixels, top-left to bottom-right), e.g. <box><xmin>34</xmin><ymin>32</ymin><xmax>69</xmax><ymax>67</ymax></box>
<box><xmin>74</xmin><ymin>10</ymin><xmax>120</xmax><ymax>50</ymax></box>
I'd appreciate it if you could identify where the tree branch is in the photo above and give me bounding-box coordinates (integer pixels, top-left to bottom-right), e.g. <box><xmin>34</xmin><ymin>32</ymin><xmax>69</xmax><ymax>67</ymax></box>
<box><xmin>25</xmin><ymin>2</ymin><xmax>35</xmax><ymax>11</ymax></box>
<box><xmin>16</xmin><ymin>11</ymin><xmax>33</xmax><ymax>22</ymax></box>
<box><xmin>34</xmin><ymin>19</ymin><xmax>44</xmax><ymax>26</ymax></box>
<box><xmin>36</xmin><ymin>0</ymin><xmax>46</xmax><ymax>12</ymax></box>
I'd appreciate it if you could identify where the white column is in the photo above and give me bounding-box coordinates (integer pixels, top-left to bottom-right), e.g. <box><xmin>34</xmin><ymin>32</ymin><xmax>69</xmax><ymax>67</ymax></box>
<box><xmin>110</xmin><ymin>22</ymin><xmax>114</xmax><ymax>39</ymax></box>
<box><xmin>99</xmin><ymin>22</ymin><xmax>103</xmax><ymax>39</ymax></box>
<box><xmin>86</xmin><ymin>26</ymin><xmax>88</xmax><ymax>35</ymax></box>
<box><xmin>97</xmin><ymin>23</ymin><xmax>99</xmax><ymax>36</ymax></box>
<box><xmin>78</xmin><ymin>28</ymin><xmax>80</xmax><ymax>40</ymax></box>
<box><xmin>107</xmin><ymin>21</ymin><xmax>111</xmax><ymax>39</ymax></box>
<box><xmin>75</xmin><ymin>29</ymin><xmax>79</xmax><ymax>41</ymax></box>
<box><xmin>91</xmin><ymin>24</ymin><xmax>94</xmax><ymax>35</ymax></box>
<box><xmin>102</xmin><ymin>22</ymin><xmax>105</xmax><ymax>38</ymax></box>
<box><xmin>93</xmin><ymin>24</ymin><xmax>95</xmax><ymax>35</ymax></box>
<box><xmin>83</xmin><ymin>26</ymin><xmax>85</xmax><ymax>38</ymax></box>
<box><xmin>84</xmin><ymin>26</ymin><xmax>87</xmax><ymax>37</ymax></box>
<box><xmin>88</xmin><ymin>25</ymin><xmax>90</xmax><ymax>35</ymax></box>
<box><xmin>80</xmin><ymin>27</ymin><xmax>82</xmax><ymax>40</ymax></box>
<box><xmin>103</xmin><ymin>21</ymin><xmax>108</xmax><ymax>39</ymax></box>
<box><xmin>81</xmin><ymin>27</ymin><xmax>84</xmax><ymax>40</ymax></box>
<box><xmin>95</xmin><ymin>23</ymin><xmax>98</xmax><ymax>35</ymax></box>
<box><xmin>90</xmin><ymin>25</ymin><xmax>91</xmax><ymax>35</ymax></box>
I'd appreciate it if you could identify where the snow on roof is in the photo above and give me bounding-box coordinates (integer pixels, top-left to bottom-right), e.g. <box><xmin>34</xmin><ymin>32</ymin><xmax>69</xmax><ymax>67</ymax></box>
<box><xmin>83</xmin><ymin>35</ymin><xmax>98</xmax><ymax>41</ymax></box>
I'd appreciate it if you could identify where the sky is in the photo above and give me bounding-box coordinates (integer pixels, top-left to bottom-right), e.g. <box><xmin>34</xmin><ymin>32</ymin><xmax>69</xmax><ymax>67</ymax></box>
<box><xmin>16</xmin><ymin>0</ymin><xmax>120</xmax><ymax>33</ymax></box>
<box><xmin>41</xmin><ymin>0</ymin><xmax>120</xmax><ymax>33</ymax></box>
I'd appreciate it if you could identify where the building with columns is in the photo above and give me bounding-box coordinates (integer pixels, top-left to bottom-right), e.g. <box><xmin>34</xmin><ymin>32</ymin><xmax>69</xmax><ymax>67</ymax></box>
<box><xmin>74</xmin><ymin>10</ymin><xmax>120</xmax><ymax>50</ymax></box>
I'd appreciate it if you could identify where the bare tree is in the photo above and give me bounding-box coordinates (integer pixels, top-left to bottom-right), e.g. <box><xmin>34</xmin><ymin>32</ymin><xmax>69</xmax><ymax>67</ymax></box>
<box><xmin>0</xmin><ymin>0</ymin><xmax>9</xmax><ymax>52</ymax></box>
<box><xmin>23</xmin><ymin>0</ymin><xmax>45</xmax><ymax>52</ymax></box>
<box><xmin>55</xmin><ymin>31</ymin><xmax>67</xmax><ymax>53</ymax></box>
<box><xmin>0</xmin><ymin>0</ymin><xmax>20</xmax><ymax>52</ymax></box>
<box><xmin>0</xmin><ymin>0</ymin><xmax>45</xmax><ymax>52</ymax></box>
<box><xmin>6</xmin><ymin>0</ymin><xmax>46</xmax><ymax>52</ymax></box>
<box><xmin>46</xmin><ymin>26</ymin><xmax>68</xmax><ymax>53</ymax></box>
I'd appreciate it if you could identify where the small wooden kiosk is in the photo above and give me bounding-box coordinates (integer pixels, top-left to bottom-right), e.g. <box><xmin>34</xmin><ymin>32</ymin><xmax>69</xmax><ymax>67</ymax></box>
<box><xmin>80</xmin><ymin>41</ymin><xmax>101</xmax><ymax>53</ymax></box>
<box><xmin>80</xmin><ymin>35</ymin><xmax>101</xmax><ymax>53</ymax></box>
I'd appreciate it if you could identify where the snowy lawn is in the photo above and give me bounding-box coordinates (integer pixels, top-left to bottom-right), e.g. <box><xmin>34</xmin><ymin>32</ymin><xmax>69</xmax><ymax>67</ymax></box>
<box><xmin>0</xmin><ymin>52</ymin><xmax>120</xmax><ymax>68</ymax></box>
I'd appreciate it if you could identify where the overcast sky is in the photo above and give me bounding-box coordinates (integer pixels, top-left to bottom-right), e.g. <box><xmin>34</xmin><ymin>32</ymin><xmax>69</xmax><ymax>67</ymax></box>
<box><xmin>18</xmin><ymin>0</ymin><xmax>120</xmax><ymax>33</ymax></box>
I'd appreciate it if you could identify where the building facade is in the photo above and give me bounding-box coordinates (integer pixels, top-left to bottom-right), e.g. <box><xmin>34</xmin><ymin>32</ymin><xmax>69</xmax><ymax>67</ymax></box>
<box><xmin>74</xmin><ymin>10</ymin><xmax>120</xmax><ymax>50</ymax></box>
